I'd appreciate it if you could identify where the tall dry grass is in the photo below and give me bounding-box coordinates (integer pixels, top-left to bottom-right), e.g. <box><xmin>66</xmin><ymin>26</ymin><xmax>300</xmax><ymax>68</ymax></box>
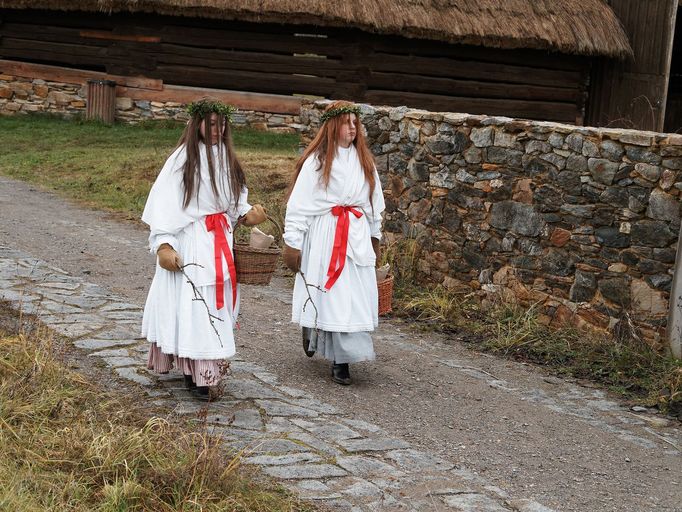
<box><xmin>0</xmin><ymin>313</ymin><xmax>313</xmax><ymax>511</ymax></box>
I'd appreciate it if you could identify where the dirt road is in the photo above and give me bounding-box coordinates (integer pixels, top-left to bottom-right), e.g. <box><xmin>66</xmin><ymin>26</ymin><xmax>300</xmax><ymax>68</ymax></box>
<box><xmin>1</xmin><ymin>175</ymin><xmax>680</xmax><ymax>511</ymax></box>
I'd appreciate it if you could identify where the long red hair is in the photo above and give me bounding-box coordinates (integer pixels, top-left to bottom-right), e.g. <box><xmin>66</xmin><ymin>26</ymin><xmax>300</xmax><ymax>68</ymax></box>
<box><xmin>290</xmin><ymin>101</ymin><xmax>376</xmax><ymax>206</ymax></box>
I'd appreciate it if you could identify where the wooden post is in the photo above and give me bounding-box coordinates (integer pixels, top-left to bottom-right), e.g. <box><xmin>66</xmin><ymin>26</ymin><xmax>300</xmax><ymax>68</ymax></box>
<box><xmin>86</xmin><ymin>79</ymin><xmax>117</xmax><ymax>123</ymax></box>
<box><xmin>667</xmin><ymin>223</ymin><xmax>682</xmax><ymax>358</ymax></box>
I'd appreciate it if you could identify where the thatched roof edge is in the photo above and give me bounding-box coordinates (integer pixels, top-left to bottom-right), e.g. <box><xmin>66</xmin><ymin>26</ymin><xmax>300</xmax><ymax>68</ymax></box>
<box><xmin>0</xmin><ymin>0</ymin><xmax>633</xmax><ymax>58</ymax></box>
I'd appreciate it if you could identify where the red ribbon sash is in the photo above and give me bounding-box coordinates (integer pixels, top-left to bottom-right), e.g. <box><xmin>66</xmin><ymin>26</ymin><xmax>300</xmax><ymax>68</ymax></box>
<box><xmin>325</xmin><ymin>205</ymin><xmax>363</xmax><ymax>290</ymax></box>
<box><xmin>205</xmin><ymin>213</ymin><xmax>237</xmax><ymax>310</ymax></box>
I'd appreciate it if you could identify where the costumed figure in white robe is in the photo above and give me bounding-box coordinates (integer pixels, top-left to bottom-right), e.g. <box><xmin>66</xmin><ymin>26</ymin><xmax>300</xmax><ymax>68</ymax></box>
<box><xmin>283</xmin><ymin>101</ymin><xmax>385</xmax><ymax>385</ymax></box>
<box><xmin>141</xmin><ymin>100</ymin><xmax>266</xmax><ymax>400</ymax></box>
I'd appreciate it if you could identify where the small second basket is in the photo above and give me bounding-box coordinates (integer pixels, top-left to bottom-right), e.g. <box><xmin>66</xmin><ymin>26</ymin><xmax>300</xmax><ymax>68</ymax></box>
<box><xmin>377</xmin><ymin>274</ymin><xmax>394</xmax><ymax>316</ymax></box>
<box><xmin>233</xmin><ymin>217</ymin><xmax>281</xmax><ymax>285</ymax></box>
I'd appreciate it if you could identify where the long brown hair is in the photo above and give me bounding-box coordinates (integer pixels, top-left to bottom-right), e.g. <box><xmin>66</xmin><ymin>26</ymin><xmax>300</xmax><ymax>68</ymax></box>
<box><xmin>176</xmin><ymin>107</ymin><xmax>246</xmax><ymax>210</ymax></box>
<box><xmin>290</xmin><ymin>101</ymin><xmax>376</xmax><ymax>205</ymax></box>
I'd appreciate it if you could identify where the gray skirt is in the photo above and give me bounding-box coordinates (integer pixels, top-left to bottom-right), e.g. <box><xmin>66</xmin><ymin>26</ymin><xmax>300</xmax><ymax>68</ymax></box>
<box><xmin>303</xmin><ymin>327</ymin><xmax>375</xmax><ymax>364</ymax></box>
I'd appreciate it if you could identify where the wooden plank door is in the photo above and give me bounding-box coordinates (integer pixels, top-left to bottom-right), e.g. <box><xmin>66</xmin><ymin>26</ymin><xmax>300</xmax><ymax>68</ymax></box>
<box><xmin>587</xmin><ymin>0</ymin><xmax>677</xmax><ymax>131</ymax></box>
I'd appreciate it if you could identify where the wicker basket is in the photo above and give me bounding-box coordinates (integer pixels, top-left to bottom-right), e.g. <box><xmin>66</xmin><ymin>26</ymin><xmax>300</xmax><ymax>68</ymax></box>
<box><xmin>233</xmin><ymin>217</ymin><xmax>281</xmax><ymax>285</ymax></box>
<box><xmin>377</xmin><ymin>275</ymin><xmax>394</xmax><ymax>316</ymax></box>
<box><xmin>233</xmin><ymin>244</ymin><xmax>280</xmax><ymax>285</ymax></box>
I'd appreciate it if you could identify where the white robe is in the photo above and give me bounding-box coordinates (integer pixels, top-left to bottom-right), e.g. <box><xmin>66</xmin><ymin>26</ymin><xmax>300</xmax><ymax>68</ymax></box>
<box><xmin>140</xmin><ymin>142</ymin><xmax>252</xmax><ymax>359</ymax></box>
<box><xmin>284</xmin><ymin>145</ymin><xmax>385</xmax><ymax>332</ymax></box>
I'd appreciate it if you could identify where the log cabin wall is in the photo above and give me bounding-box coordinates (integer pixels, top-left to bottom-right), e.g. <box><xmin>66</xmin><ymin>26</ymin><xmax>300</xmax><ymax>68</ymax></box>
<box><xmin>0</xmin><ymin>9</ymin><xmax>592</xmax><ymax>125</ymax></box>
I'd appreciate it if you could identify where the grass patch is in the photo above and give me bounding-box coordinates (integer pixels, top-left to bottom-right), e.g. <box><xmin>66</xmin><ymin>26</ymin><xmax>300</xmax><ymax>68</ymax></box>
<box><xmin>0</xmin><ymin>114</ymin><xmax>298</xmax><ymax>223</ymax></box>
<box><xmin>0</xmin><ymin>308</ymin><xmax>314</xmax><ymax>511</ymax></box>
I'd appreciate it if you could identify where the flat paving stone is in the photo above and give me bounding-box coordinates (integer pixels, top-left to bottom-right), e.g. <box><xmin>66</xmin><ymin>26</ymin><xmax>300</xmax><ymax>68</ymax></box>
<box><xmin>36</xmin><ymin>281</ymin><xmax>81</xmax><ymax>291</ymax></box>
<box><xmin>100</xmin><ymin>302</ymin><xmax>141</xmax><ymax>312</ymax></box>
<box><xmin>40</xmin><ymin>301</ymin><xmax>88</xmax><ymax>314</ymax></box>
<box><xmin>0</xmin><ymin>288</ymin><xmax>41</xmax><ymax>304</ymax></box>
<box><xmin>289</xmin><ymin>397</ymin><xmax>339</xmax><ymax>414</ymax></box>
<box><xmin>231</xmin><ymin>408</ymin><xmax>265</xmax><ymax>430</ymax></box>
<box><xmin>231</xmin><ymin>360</ymin><xmax>267</xmax><ymax>373</ymax></box>
<box><xmin>289</xmin><ymin>480</ymin><xmax>343</xmax><ymax>500</ymax></box>
<box><xmin>286</xmin><ymin>431</ymin><xmax>344</xmax><ymax>457</ymax></box>
<box><xmin>252</xmin><ymin>371</ymin><xmax>279</xmax><ymax>385</ymax></box>
<box><xmin>336</xmin><ymin>455</ymin><xmax>406</xmax><ymax>478</ymax></box>
<box><xmin>39</xmin><ymin>312</ymin><xmax>107</xmax><ymax>325</ymax></box>
<box><xmin>263</xmin><ymin>463</ymin><xmax>347</xmax><ymax>479</ymax></box>
<box><xmin>244</xmin><ymin>453</ymin><xmax>322</xmax><ymax>466</ymax></box>
<box><xmin>440</xmin><ymin>492</ymin><xmax>510</xmax><ymax>511</ymax></box>
<box><xmin>341</xmin><ymin>418</ymin><xmax>386</xmax><ymax>434</ymax></box>
<box><xmin>38</xmin><ymin>293</ymin><xmax>108</xmax><ymax>309</ymax></box>
<box><xmin>255</xmin><ymin>399</ymin><xmax>319</xmax><ymax>418</ymax></box>
<box><xmin>79</xmin><ymin>282</ymin><xmax>114</xmax><ymax>297</ymax></box>
<box><xmin>50</xmin><ymin>322</ymin><xmax>105</xmax><ymax>339</ymax></box>
<box><xmin>114</xmin><ymin>367</ymin><xmax>152</xmax><ymax>386</ymax></box>
<box><xmin>386</xmin><ymin>449</ymin><xmax>456</xmax><ymax>472</ymax></box>
<box><xmin>103</xmin><ymin>356</ymin><xmax>143</xmax><ymax>367</ymax></box>
<box><xmin>265</xmin><ymin>417</ymin><xmax>302</xmax><ymax>434</ymax></box>
<box><xmin>74</xmin><ymin>338</ymin><xmax>140</xmax><ymax>350</ymax></box>
<box><xmin>291</xmin><ymin>418</ymin><xmax>361</xmax><ymax>442</ymax></box>
<box><xmin>101</xmin><ymin>310</ymin><xmax>144</xmax><ymax>321</ymax></box>
<box><xmin>339</xmin><ymin>437</ymin><xmax>411</xmax><ymax>453</ymax></box>
<box><xmin>89</xmin><ymin>348</ymin><xmax>131</xmax><ymax>358</ymax></box>
<box><xmin>277</xmin><ymin>385</ymin><xmax>308</xmax><ymax>398</ymax></box>
<box><xmin>90</xmin><ymin>326</ymin><xmax>142</xmax><ymax>340</ymax></box>
<box><xmin>224</xmin><ymin>378</ymin><xmax>286</xmax><ymax>400</ymax></box>
<box><xmin>238</xmin><ymin>438</ymin><xmax>313</xmax><ymax>455</ymax></box>
<box><xmin>332</xmin><ymin>477</ymin><xmax>384</xmax><ymax>499</ymax></box>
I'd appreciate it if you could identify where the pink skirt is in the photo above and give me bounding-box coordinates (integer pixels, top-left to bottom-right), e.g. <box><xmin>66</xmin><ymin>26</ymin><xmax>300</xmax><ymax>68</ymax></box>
<box><xmin>147</xmin><ymin>342</ymin><xmax>225</xmax><ymax>387</ymax></box>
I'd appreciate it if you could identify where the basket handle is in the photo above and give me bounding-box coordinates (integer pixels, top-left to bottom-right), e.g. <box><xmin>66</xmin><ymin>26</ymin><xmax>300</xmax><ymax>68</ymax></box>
<box><xmin>263</xmin><ymin>215</ymin><xmax>283</xmax><ymax>243</ymax></box>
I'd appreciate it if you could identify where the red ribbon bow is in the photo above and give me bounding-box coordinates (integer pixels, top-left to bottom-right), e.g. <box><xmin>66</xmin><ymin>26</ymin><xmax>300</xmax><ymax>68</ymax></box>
<box><xmin>325</xmin><ymin>205</ymin><xmax>363</xmax><ymax>290</ymax></box>
<box><xmin>205</xmin><ymin>213</ymin><xmax>237</xmax><ymax>310</ymax></box>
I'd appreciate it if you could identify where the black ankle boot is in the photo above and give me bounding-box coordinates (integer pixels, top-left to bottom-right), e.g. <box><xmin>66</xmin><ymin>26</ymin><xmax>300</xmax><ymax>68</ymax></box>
<box><xmin>183</xmin><ymin>374</ymin><xmax>197</xmax><ymax>390</ymax></box>
<box><xmin>191</xmin><ymin>385</ymin><xmax>210</xmax><ymax>401</ymax></box>
<box><xmin>331</xmin><ymin>363</ymin><xmax>351</xmax><ymax>385</ymax></box>
<box><xmin>302</xmin><ymin>327</ymin><xmax>315</xmax><ymax>357</ymax></box>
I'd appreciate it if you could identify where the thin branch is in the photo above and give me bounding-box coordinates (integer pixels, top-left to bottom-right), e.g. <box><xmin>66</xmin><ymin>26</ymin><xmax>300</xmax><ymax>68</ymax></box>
<box><xmin>298</xmin><ymin>270</ymin><xmax>325</xmax><ymax>333</ymax></box>
<box><xmin>180</xmin><ymin>263</ymin><xmax>223</xmax><ymax>348</ymax></box>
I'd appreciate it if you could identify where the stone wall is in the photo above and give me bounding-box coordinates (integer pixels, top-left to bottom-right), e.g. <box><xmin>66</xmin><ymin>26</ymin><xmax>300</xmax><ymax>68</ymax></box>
<box><xmin>0</xmin><ymin>75</ymin><xmax>300</xmax><ymax>131</ymax></box>
<box><xmin>302</xmin><ymin>101</ymin><xmax>682</xmax><ymax>346</ymax></box>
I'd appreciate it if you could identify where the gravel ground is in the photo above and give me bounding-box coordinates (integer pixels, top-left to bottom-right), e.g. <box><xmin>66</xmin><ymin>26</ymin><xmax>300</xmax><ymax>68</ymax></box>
<box><xmin>1</xmin><ymin>175</ymin><xmax>680</xmax><ymax>511</ymax></box>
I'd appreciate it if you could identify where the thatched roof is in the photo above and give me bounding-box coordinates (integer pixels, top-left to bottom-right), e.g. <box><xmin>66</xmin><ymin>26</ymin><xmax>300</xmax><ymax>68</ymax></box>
<box><xmin>0</xmin><ymin>0</ymin><xmax>632</xmax><ymax>58</ymax></box>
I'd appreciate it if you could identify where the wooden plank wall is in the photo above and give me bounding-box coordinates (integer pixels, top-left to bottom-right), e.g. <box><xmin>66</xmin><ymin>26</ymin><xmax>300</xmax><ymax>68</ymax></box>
<box><xmin>588</xmin><ymin>0</ymin><xmax>678</xmax><ymax>131</ymax></box>
<box><xmin>665</xmin><ymin>4</ymin><xmax>682</xmax><ymax>132</ymax></box>
<box><xmin>0</xmin><ymin>9</ymin><xmax>591</xmax><ymax>124</ymax></box>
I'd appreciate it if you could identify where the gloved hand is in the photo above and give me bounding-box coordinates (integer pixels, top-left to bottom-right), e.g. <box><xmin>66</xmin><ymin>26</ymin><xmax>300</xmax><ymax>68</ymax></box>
<box><xmin>242</xmin><ymin>204</ymin><xmax>267</xmax><ymax>226</ymax></box>
<box><xmin>283</xmin><ymin>243</ymin><xmax>302</xmax><ymax>272</ymax></box>
<box><xmin>157</xmin><ymin>243</ymin><xmax>182</xmax><ymax>272</ymax></box>
<box><xmin>371</xmin><ymin>237</ymin><xmax>382</xmax><ymax>267</ymax></box>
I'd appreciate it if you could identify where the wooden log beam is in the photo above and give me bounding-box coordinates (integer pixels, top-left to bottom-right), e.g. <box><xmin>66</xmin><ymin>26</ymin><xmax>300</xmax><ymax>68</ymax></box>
<box><xmin>80</xmin><ymin>30</ymin><xmax>160</xmax><ymax>43</ymax></box>
<box><xmin>0</xmin><ymin>59</ymin><xmax>162</xmax><ymax>90</ymax></box>
<box><xmin>0</xmin><ymin>59</ymin><xmax>301</xmax><ymax>114</ymax></box>
<box><xmin>363</xmin><ymin>89</ymin><xmax>577</xmax><ymax>123</ymax></box>
<box><xmin>117</xmin><ymin>84</ymin><xmax>303</xmax><ymax>114</ymax></box>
